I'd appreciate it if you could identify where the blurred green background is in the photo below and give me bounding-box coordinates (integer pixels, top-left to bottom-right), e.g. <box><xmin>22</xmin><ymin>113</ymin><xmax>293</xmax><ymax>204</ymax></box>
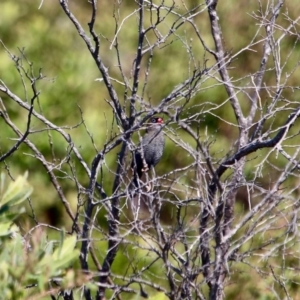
<box><xmin>1</xmin><ymin>0</ymin><xmax>300</xmax><ymax>299</ymax></box>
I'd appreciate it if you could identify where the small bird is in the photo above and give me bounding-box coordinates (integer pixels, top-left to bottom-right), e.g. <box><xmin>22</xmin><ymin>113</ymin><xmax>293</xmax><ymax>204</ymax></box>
<box><xmin>131</xmin><ymin>116</ymin><xmax>165</xmax><ymax>189</ymax></box>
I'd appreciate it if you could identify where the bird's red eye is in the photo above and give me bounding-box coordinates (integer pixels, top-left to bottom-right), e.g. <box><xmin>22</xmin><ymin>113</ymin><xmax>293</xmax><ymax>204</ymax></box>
<box><xmin>157</xmin><ymin>117</ymin><xmax>163</xmax><ymax>123</ymax></box>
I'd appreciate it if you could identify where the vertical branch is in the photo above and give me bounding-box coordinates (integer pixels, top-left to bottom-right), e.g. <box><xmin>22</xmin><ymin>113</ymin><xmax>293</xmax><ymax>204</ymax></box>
<box><xmin>200</xmin><ymin>1</ymin><xmax>232</xmax><ymax>292</ymax></box>
<box><xmin>88</xmin><ymin>0</ymin><xmax>100</xmax><ymax>56</ymax></box>
<box><xmin>97</xmin><ymin>141</ymin><xmax>128</xmax><ymax>299</ymax></box>
<box><xmin>129</xmin><ymin>0</ymin><xmax>145</xmax><ymax>124</ymax></box>
<box><xmin>58</xmin><ymin>2</ymin><xmax>130</xmax><ymax>297</ymax></box>
<box><xmin>80</xmin><ymin>152</ymin><xmax>105</xmax><ymax>300</ymax></box>
<box><xmin>250</xmin><ymin>0</ymin><xmax>284</xmax><ymax>134</ymax></box>
<box><xmin>206</xmin><ymin>0</ymin><xmax>245</xmax><ymax>129</ymax></box>
<box><xmin>59</xmin><ymin>0</ymin><xmax>128</xmax><ymax>129</ymax></box>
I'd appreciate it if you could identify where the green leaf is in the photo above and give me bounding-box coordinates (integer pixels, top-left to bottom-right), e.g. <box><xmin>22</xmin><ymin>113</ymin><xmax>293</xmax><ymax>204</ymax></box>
<box><xmin>0</xmin><ymin>222</ymin><xmax>12</xmax><ymax>237</ymax></box>
<box><xmin>0</xmin><ymin>173</ymin><xmax>5</xmax><ymax>199</ymax></box>
<box><xmin>53</xmin><ymin>234</ymin><xmax>76</xmax><ymax>259</ymax></box>
<box><xmin>52</xmin><ymin>235</ymin><xmax>79</xmax><ymax>270</ymax></box>
<box><xmin>37</xmin><ymin>236</ymin><xmax>79</xmax><ymax>277</ymax></box>
<box><xmin>1</xmin><ymin>172</ymin><xmax>33</xmax><ymax>207</ymax></box>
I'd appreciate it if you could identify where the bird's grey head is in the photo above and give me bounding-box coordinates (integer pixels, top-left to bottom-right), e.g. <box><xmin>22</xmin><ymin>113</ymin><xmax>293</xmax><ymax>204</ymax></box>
<box><xmin>147</xmin><ymin>116</ymin><xmax>164</xmax><ymax>132</ymax></box>
<box><xmin>149</xmin><ymin>116</ymin><xmax>164</xmax><ymax>125</ymax></box>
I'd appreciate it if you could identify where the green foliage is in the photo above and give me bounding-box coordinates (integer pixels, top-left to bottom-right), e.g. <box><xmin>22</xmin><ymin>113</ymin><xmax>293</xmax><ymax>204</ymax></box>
<box><xmin>0</xmin><ymin>173</ymin><xmax>82</xmax><ymax>299</ymax></box>
<box><xmin>0</xmin><ymin>172</ymin><xmax>32</xmax><ymax>237</ymax></box>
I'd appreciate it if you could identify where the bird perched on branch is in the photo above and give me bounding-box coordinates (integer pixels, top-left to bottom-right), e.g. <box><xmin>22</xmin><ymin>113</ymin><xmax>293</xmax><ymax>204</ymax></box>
<box><xmin>131</xmin><ymin>116</ymin><xmax>165</xmax><ymax>190</ymax></box>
